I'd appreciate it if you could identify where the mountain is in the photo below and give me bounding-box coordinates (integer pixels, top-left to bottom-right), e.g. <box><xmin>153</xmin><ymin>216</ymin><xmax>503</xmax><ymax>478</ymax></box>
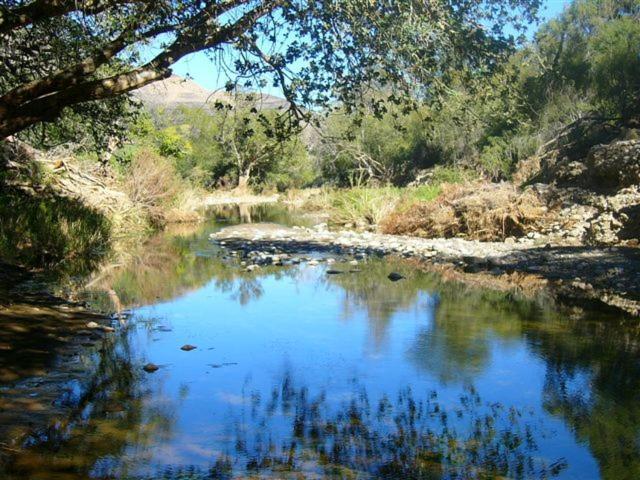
<box><xmin>134</xmin><ymin>75</ymin><xmax>289</xmax><ymax>111</ymax></box>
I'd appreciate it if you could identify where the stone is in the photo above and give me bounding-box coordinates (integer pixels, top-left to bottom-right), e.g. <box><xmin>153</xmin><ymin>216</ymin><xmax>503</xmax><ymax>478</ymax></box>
<box><xmin>143</xmin><ymin>363</ymin><xmax>159</xmax><ymax>373</ymax></box>
<box><xmin>387</xmin><ymin>272</ymin><xmax>405</xmax><ymax>282</ymax></box>
<box><xmin>86</xmin><ymin>321</ymin><xmax>100</xmax><ymax>329</ymax></box>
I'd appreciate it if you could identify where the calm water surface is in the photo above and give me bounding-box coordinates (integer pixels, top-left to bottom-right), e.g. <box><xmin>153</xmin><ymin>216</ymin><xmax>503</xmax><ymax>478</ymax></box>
<box><xmin>2</xmin><ymin>205</ymin><xmax>639</xmax><ymax>479</ymax></box>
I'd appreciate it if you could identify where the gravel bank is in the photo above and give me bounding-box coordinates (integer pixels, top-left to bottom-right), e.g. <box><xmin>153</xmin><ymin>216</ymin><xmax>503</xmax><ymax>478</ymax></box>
<box><xmin>211</xmin><ymin>223</ymin><xmax>640</xmax><ymax>317</ymax></box>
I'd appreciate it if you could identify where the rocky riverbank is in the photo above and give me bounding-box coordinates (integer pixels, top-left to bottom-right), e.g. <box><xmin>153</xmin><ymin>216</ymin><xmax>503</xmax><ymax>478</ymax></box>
<box><xmin>210</xmin><ymin>223</ymin><xmax>640</xmax><ymax>317</ymax></box>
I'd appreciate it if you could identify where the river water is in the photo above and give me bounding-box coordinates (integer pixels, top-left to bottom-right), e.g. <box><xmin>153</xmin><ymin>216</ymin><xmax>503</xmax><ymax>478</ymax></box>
<box><xmin>1</xmin><ymin>205</ymin><xmax>639</xmax><ymax>479</ymax></box>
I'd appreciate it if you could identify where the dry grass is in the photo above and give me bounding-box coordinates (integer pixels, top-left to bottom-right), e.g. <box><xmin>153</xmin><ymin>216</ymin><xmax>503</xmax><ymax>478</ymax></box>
<box><xmin>124</xmin><ymin>149</ymin><xmax>183</xmax><ymax>226</ymax></box>
<box><xmin>380</xmin><ymin>182</ymin><xmax>549</xmax><ymax>241</ymax></box>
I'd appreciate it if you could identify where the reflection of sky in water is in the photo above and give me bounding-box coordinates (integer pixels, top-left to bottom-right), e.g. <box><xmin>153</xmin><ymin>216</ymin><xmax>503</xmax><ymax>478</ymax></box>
<box><xmin>122</xmin><ymin>264</ymin><xmax>598</xmax><ymax>479</ymax></box>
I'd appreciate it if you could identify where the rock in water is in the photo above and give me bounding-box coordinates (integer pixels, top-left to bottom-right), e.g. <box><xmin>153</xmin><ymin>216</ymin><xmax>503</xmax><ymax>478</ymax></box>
<box><xmin>180</xmin><ymin>344</ymin><xmax>197</xmax><ymax>351</ymax></box>
<box><xmin>143</xmin><ymin>363</ymin><xmax>159</xmax><ymax>373</ymax></box>
<box><xmin>387</xmin><ymin>272</ymin><xmax>405</xmax><ymax>282</ymax></box>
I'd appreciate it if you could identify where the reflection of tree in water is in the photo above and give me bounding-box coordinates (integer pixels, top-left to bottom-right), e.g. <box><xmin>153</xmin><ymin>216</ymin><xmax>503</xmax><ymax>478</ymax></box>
<box><xmin>85</xmin><ymin>224</ymin><xmax>302</xmax><ymax>310</ymax></box>
<box><xmin>325</xmin><ymin>259</ymin><xmax>432</xmax><ymax>348</ymax></box>
<box><xmin>84</xmin><ymin>225</ymin><xmax>224</xmax><ymax>311</ymax></box>
<box><xmin>121</xmin><ymin>372</ymin><xmax>565</xmax><ymax>480</ymax></box>
<box><xmin>331</xmin><ymin>261</ymin><xmax>640</xmax><ymax>477</ymax></box>
<box><xmin>526</xmin><ymin>315</ymin><xmax>640</xmax><ymax>480</ymax></box>
<box><xmin>208</xmin><ymin>203</ymin><xmax>312</xmax><ymax>228</ymax></box>
<box><xmin>409</xmin><ymin>283</ymin><xmax>640</xmax><ymax>478</ymax></box>
<box><xmin>407</xmin><ymin>287</ymin><xmax>544</xmax><ymax>384</ymax></box>
<box><xmin>2</xmin><ymin>330</ymin><xmax>177</xmax><ymax>479</ymax></box>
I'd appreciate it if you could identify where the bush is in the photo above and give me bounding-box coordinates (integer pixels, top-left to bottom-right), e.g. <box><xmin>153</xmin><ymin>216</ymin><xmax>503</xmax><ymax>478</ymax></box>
<box><xmin>123</xmin><ymin>149</ymin><xmax>183</xmax><ymax>226</ymax></box>
<box><xmin>316</xmin><ymin>108</ymin><xmax>435</xmax><ymax>186</ymax></box>
<box><xmin>329</xmin><ymin>188</ymin><xmax>402</xmax><ymax>226</ymax></box>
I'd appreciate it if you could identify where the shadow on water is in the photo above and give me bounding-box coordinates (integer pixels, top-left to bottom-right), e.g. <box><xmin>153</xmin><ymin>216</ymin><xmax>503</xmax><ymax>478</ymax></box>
<box><xmin>1</xmin><ymin>204</ymin><xmax>640</xmax><ymax>479</ymax></box>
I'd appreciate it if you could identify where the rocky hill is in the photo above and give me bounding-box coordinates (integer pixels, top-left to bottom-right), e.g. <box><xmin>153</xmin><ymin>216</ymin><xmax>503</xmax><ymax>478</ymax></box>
<box><xmin>134</xmin><ymin>75</ymin><xmax>289</xmax><ymax>111</ymax></box>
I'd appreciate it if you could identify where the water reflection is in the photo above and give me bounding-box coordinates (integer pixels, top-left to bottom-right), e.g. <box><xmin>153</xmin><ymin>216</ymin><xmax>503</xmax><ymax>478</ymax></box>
<box><xmin>2</xmin><ymin>204</ymin><xmax>640</xmax><ymax>479</ymax></box>
<box><xmin>82</xmin><ymin>204</ymin><xmax>312</xmax><ymax>311</ymax></box>
<box><xmin>5</xmin><ymin>368</ymin><xmax>568</xmax><ymax>479</ymax></box>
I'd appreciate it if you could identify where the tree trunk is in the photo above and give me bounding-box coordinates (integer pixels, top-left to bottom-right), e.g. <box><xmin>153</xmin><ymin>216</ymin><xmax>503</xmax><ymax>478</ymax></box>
<box><xmin>237</xmin><ymin>169</ymin><xmax>251</xmax><ymax>191</ymax></box>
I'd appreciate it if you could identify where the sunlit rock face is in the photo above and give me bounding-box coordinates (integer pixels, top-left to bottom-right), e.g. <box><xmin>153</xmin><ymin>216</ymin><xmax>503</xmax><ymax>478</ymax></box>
<box><xmin>135</xmin><ymin>75</ymin><xmax>289</xmax><ymax>111</ymax></box>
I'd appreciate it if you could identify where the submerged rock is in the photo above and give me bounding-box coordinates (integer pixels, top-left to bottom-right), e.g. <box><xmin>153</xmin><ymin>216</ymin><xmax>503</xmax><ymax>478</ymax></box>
<box><xmin>143</xmin><ymin>363</ymin><xmax>159</xmax><ymax>373</ymax></box>
<box><xmin>388</xmin><ymin>272</ymin><xmax>405</xmax><ymax>282</ymax></box>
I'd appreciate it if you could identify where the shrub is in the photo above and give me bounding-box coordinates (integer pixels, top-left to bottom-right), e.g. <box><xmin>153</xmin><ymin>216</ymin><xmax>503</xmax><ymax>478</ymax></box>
<box><xmin>123</xmin><ymin>149</ymin><xmax>182</xmax><ymax>226</ymax></box>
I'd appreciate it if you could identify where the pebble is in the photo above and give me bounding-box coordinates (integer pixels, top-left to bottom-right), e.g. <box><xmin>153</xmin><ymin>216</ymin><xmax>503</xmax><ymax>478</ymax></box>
<box><xmin>143</xmin><ymin>363</ymin><xmax>159</xmax><ymax>373</ymax></box>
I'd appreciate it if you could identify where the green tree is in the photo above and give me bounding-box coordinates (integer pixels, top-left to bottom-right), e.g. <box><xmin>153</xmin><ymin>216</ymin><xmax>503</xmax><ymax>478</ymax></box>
<box><xmin>590</xmin><ymin>16</ymin><xmax>640</xmax><ymax>120</ymax></box>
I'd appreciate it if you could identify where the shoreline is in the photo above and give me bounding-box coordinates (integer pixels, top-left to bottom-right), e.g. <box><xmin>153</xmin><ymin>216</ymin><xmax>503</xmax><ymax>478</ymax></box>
<box><xmin>0</xmin><ymin>267</ymin><xmax>117</xmax><ymax>460</ymax></box>
<box><xmin>210</xmin><ymin>223</ymin><xmax>640</xmax><ymax>317</ymax></box>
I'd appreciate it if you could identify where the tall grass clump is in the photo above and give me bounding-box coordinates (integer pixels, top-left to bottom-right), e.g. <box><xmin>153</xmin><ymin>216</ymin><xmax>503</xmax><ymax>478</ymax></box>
<box><xmin>306</xmin><ymin>184</ymin><xmax>446</xmax><ymax>229</ymax></box>
<box><xmin>0</xmin><ymin>187</ymin><xmax>111</xmax><ymax>275</ymax></box>
<box><xmin>122</xmin><ymin>149</ymin><xmax>193</xmax><ymax>227</ymax></box>
<box><xmin>329</xmin><ymin>187</ymin><xmax>401</xmax><ymax>227</ymax></box>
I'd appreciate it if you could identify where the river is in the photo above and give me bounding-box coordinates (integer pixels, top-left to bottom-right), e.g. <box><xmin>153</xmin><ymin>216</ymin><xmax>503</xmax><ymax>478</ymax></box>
<box><xmin>1</xmin><ymin>204</ymin><xmax>638</xmax><ymax>479</ymax></box>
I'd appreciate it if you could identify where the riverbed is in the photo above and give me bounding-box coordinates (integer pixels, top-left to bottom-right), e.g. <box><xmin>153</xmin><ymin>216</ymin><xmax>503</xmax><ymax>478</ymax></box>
<box><xmin>1</xmin><ymin>204</ymin><xmax>639</xmax><ymax>479</ymax></box>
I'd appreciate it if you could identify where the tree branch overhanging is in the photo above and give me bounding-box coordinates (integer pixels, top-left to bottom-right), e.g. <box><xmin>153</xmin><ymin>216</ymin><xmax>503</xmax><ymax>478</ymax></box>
<box><xmin>0</xmin><ymin>0</ymin><xmax>147</xmax><ymax>34</ymax></box>
<box><xmin>0</xmin><ymin>0</ymin><xmax>282</xmax><ymax>139</ymax></box>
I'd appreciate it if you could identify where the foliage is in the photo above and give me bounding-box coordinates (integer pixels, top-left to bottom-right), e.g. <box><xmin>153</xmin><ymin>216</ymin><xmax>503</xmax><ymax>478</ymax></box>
<box><xmin>316</xmin><ymin>0</ymin><xmax>640</xmax><ymax>185</ymax></box>
<box><xmin>0</xmin><ymin>0</ymin><xmax>540</xmax><ymax>139</ymax></box>
<box><xmin>0</xmin><ymin>12</ymin><xmax>140</xmax><ymax>150</ymax></box>
<box><xmin>589</xmin><ymin>16</ymin><xmax>640</xmax><ymax>120</ymax></box>
<box><xmin>125</xmin><ymin>104</ymin><xmax>314</xmax><ymax>191</ymax></box>
<box><xmin>316</xmin><ymin>108</ymin><xmax>436</xmax><ymax>186</ymax></box>
<box><xmin>0</xmin><ymin>187</ymin><xmax>111</xmax><ymax>275</ymax></box>
<box><xmin>123</xmin><ymin>149</ymin><xmax>184</xmax><ymax>227</ymax></box>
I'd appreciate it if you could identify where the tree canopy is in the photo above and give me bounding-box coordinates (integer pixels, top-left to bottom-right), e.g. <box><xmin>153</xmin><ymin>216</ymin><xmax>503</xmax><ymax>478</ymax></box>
<box><xmin>0</xmin><ymin>0</ymin><xmax>541</xmax><ymax>139</ymax></box>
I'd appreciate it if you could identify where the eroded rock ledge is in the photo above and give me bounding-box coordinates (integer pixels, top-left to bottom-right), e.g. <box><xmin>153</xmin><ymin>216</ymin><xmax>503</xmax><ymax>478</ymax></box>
<box><xmin>211</xmin><ymin>223</ymin><xmax>640</xmax><ymax>317</ymax></box>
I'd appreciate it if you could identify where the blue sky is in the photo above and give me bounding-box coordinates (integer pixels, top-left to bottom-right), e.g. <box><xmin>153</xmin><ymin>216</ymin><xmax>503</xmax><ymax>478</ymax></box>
<box><xmin>172</xmin><ymin>0</ymin><xmax>571</xmax><ymax>98</ymax></box>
